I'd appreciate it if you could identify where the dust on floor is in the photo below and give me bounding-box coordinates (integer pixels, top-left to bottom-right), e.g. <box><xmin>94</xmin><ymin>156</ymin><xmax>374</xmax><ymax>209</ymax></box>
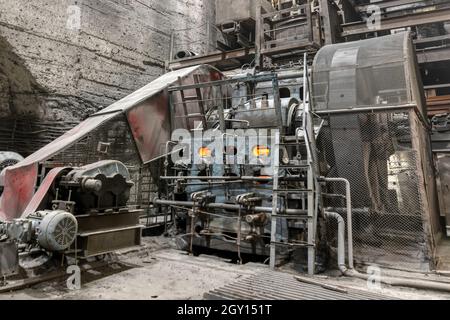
<box><xmin>0</xmin><ymin>237</ymin><xmax>266</xmax><ymax>300</ymax></box>
<box><xmin>2</xmin><ymin>236</ymin><xmax>450</xmax><ymax>300</ymax></box>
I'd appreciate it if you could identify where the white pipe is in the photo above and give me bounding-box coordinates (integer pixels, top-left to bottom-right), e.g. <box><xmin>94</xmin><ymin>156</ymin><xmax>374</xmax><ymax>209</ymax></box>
<box><xmin>326</xmin><ymin>211</ymin><xmax>450</xmax><ymax>293</ymax></box>
<box><xmin>324</xmin><ymin>212</ymin><xmax>346</xmax><ymax>271</ymax></box>
<box><xmin>322</xmin><ymin>177</ymin><xmax>354</xmax><ymax>269</ymax></box>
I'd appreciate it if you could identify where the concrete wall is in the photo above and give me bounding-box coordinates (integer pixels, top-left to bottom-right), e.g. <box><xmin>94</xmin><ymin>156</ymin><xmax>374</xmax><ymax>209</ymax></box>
<box><xmin>0</xmin><ymin>0</ymin><xmax>215</xmax><ymax>156</ymax></box>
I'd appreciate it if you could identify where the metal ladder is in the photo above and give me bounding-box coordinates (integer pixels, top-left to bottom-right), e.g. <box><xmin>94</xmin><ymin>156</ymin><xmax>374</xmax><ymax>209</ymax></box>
<box><xmin>177</xmin><ymin>74</ymin><xmax>207</xmax><ymax>129</ymax></box>
<box><xmin>269</xmin><ymin>56</ymin><xmax>320</xmax><ymax>275</ymax></box>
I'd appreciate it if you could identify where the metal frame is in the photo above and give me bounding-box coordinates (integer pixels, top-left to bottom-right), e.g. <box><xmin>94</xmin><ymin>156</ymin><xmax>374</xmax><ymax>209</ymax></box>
<box><xmin>256</xmin><ymin>2</ymin><xmax>321</xmax><ymax>68</ymax></box>
<box><xmin>168</xmin><ymin>72</ymin><xmax>285</xmax><ymax>132</ymax></box>
<box><xmin>341</xmin><ymin>5</ymin><xmax>450</xmax><ymax>37</ymax></box>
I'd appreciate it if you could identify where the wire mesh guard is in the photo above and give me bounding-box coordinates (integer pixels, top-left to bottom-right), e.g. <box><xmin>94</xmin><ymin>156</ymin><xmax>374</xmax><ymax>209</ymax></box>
<box><xmin>47</xmin><ymin>113</ymin><xmax>164</xmax><ymax>227</ymax></box>
<box><xmin>317</xmin><ymin>109</ymin><xmax>436</xmax><ymax>272</ymax></box>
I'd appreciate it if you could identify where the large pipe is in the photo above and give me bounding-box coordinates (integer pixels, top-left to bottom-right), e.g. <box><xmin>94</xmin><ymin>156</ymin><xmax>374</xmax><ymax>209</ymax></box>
<box><xmin>325</xmin><ymin>212</ymin><xmax>346</xmax><ymax>271</ymax></box>
<box><xmin>174</xmin><ymin>50</ymin><xmax>197</xmax><ymax>60</ymax></box>
<box><xmin>160</xmin><ymin>176</ymin><xmax>273</xmax><ymax>182</ymax></box>
<box><xmin>322</xmin><ymin>177</ymin><xmax>354</xmax><ymax>269</ymax></box>
<box><xmin>326</xmin><ymin>211</ymin><xmax>450</xmax><ymax>293</ymax></box>
<box><xmin>154</xmin><ymin>199</ymin><xmax>306</xmax><ymax>215</ymax></box>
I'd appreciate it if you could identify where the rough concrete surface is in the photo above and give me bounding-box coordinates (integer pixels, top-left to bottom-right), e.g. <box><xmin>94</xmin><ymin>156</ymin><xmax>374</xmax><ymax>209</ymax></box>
<box><xmin>2</xmin><ymin>236</ymin><xmax>450</xmax><ymax>300</ymax></box>
<box><xmin>0</xmin><ymin>0</ymin><xmax>215</xmax><ymax>155</ymax></box>
<box><xmin>0</xmin><ymin>237</ymin><xmax>266</xmax><ymax>300</ymax></box>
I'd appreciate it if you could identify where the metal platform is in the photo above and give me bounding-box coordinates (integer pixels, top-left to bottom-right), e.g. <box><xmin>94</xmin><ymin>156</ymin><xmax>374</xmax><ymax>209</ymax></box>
<box><xmin>204</xmin><ymin>270</ymin><xmax>394</xmax><ymax>300</ymax></box>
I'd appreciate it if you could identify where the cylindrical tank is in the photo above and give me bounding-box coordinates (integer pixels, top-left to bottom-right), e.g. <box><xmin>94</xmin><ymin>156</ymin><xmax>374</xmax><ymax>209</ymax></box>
<box><xmin>174</xmin><ymin>50</ymin><xmax>197</xmax><ymax>60</ymax></box>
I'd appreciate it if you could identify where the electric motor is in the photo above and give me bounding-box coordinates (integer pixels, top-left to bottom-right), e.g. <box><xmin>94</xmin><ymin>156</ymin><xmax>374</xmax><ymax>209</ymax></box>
<box><xmin>31</xmin><ymin>210</ymin><xmax>78</xmax><ymax>252</ymax></box>
<box><xmin>1</xmin><ymin>210</ymin><xmax>78</xmax><ymax>252</ymax></box>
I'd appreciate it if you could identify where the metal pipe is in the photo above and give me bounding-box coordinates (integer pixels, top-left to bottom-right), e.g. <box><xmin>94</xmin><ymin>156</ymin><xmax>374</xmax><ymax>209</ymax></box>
<box><xmin>160</xmin><ymin>176</ymin><xmax>273</xmax><ymax>182</ymax></box>
<box><xmin>154</xmin><ymin>199</ymin><xmax>306</xmax><ymax>215</ymax></box>
<box><xmin>175</xmin><ymin>50</ymin><xmax>196</xmax><ymax>60</ymax></box>
<box><xmin>179</xmin><ymin>181</ymin><xmax>245</xmax><ymax>186</ymax></box>
<box><xmin>168</xmin><ymin>72</ymin><xmax>305</xmax><ymax>92</ymax></box>
<box><xmin>237</xmin><ymin>205</ymin><xmax>243</xmax><ymax>264</ymax></box>
<box><xmin>225</xmin><ymin>119</ymin><xmax>250</xmax><ymax>127</ymax></box>
<box><xmin>322</xmin><ymin>177</ymin><xmax>354</xmax><ymax>269</ymax></box>
<box><xmin>326</xmin><ymin>210</ymin><xmax>450</xmax><ymax>293</ymax></box>
<box><xmin>315</xmin><ymin>103</ymin><xmax>416</xmax><ymax>115</ymax></box>
<box><xmin>324</xmin><ymin>212</ymin><xmax>346</xmax><ymax>271</ymax></box>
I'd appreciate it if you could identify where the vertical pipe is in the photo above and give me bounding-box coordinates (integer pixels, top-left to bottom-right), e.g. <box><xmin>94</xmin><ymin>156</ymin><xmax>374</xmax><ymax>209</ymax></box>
<box><xmin>206</xmin><ymin>21</ymin><xmax>211</xmax><ymax>54</ymax></box>
<box><xmin>322</xmin><ymin>177</ymin><xmax>354</xmax><ymax>269</ymax></box>
<box><xmin>269</xmin><ymin>131</ymin><xmax>280</xmax><ymax>269</ymax></box>
<box><xmin>190</xmin><ymin>206</ymin><xmax>196</xmax><ymax>255</ymax></box>
<box><xmin>255</xmin><ymin>5</ymin><xmax>262</xmax><ymax>69</ymax></box>
<box><xmin>237</xmin><ymin>205</ymin><xmax>242</xmax><ymax>264</ymax></box>
<box><xmin>169</xmin><ymin>32</ymin><xmax>175</xmax><ymax>63</ymax></box>
<box><xmin>303</xmin><ymin>53</ymin><xmax>315</xmax><ymax>275</ymax></box>
<box><xmin>324</xmin><ymin>211</ymin><xmax>346</xmax><ymax>270</ymax></box>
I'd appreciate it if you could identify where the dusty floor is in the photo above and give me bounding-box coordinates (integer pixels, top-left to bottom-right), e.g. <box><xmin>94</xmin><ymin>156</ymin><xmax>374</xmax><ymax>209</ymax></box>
<box><xmin>1</xmin><ymin>236</ymin><xmax>450</xmax><ymax>300</ymax></box>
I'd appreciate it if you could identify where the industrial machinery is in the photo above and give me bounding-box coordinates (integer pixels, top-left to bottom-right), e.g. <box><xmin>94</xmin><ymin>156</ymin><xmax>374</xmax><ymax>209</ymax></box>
<box><xmin>0</xmin><ymin>30</ymin><xmax>442</xmax><ymax>276</ymax></box>
<box><xmin>0</xmin><ymin>152</ymin><xmax>23</xmax><ymax>196</ymax></box>
<box><xmin>0</xmin><ymin>152</ymin><xmax>23</xmax><ymax>172</ymax></box>
<box><xmin>152</xmin><ymin>59</ymin><xmax>327</xmax><ymax>274</ymax></box>
<box><xmin>215</xmin><ymin>0</ymin><xmax>274</xmax><ymax>50</ymax></box>
<box><xmin>431</xmin><ymin>113</ymin><xmax>450</xmax><ymax>236</ymax></box>
<box><xmin>0</xmin><ymin>160</ymin><xmax>142</xmax><ymax>279</ymax></box>
<box><xmin>312</xmin><ymin>32</ymin><xmax>440</xmax><ymax>271</ymax></box>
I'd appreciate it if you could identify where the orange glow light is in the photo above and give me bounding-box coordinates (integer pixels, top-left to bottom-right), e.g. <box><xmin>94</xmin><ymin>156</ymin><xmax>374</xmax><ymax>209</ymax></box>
<box><xmin>253</xmin><ymin>146</ymin><xmax>270</xmax><ymax>157</ymax></box>
<box><xmin>198</xmin><ymin>147</ymin><xmax>212</xmax><ymax>158</ymax></box>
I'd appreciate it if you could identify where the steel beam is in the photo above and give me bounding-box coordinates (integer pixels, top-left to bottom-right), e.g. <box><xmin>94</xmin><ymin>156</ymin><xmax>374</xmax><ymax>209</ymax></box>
<box><xmin>341</xmin><ymin>7</ymin><xmax>450</xmax><ymax>37</ymax></box>
<box><xmin>167</xmin><ymin>48</ymin><xmax>255</xmax><ymax>70</ymax></box>
<box><xmin>320</xmin><ymin>0</ymin><xmax>339</xmax><ymax>44</ymax></box>
<box><xmin>417</xmin><ymin>46</ymin><xmax>450</xmax><ymax>63</ymax></box>
<box><xmin>415</xmin><ymin>34</ymin><xmax>450</xmax><ymax>44</ymax></box>
<box><xmin>356</xmin><ymin>0</ymin><xmax>443</xmax><ymax>12</ymax></box>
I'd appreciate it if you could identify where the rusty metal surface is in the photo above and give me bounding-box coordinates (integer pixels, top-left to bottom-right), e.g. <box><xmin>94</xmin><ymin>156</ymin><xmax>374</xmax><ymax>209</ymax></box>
<box><xmin>0</xmin><ymin>65</ymin><xmax>224</xmax><ymax>221</ymax></box>
<box><xmin>76</xmin><ymin>210</ymin><xmax>142</xmax><ymax>233</ymax></box>
<box><xmin>127</xmin><ymin>93</ymin><xmax>170</xmax><ymax>164</ymax></box>
<box><xmin>0</xmin><ymin>163</ymin><xmax>38</xmax><ymax>221</ymax></box>
<box><xmin>205</xmin><ymin>270</ymin><xmax>394</xmax><ymax>300</ymax></box>
<box><xmin>77</xmin><ymin>226</ymin><xmax>142</xmax><ymax>258</ymax></box>
<box><xmin>22</xmin><ymin>167</ymin><xmax>70</xmax><ymax>217</ymax></box>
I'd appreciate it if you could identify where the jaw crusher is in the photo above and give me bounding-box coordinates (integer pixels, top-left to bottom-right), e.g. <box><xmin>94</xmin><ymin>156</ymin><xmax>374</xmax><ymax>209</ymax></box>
<box><xmin>0</xmin><ymin>160</ymin><xmax>142</xmax><ymax>278</ymax></box>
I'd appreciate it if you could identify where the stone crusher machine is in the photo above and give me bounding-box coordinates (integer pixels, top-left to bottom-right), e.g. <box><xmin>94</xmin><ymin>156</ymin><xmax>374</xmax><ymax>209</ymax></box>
<box><xmin>0</xmin><ymin>160</ymin><xmax>142</xmax><ymax>280</ymax></box>
<box><xmin>153</xmin><ymin>61</ymin><xmax>327</xmax><ymax>274</ymax></box>
<box><xmin>0</xmin><ymin>65</ymin><xmax>226</xmax><ymax>283</ymax></box>
<box><xmin>0</xmin><ymin>31</ymin><xmax>441</xmax><ymax>283</ymax></box>
<box><xmin>155</xmin><ymin>32</ymin><xmax>443</xmax><ymax>274</ymax></box>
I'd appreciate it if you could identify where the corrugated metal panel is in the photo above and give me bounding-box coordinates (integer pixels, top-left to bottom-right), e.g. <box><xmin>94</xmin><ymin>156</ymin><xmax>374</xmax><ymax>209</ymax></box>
<box><xmin>205</xmin><ymin>270</ymin><xmax>394</xmax><ymax>300</ymax></box>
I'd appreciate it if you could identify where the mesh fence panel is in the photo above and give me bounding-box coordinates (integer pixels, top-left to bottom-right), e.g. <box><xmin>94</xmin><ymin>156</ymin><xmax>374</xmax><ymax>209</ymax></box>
<box><xmin>47</xmin><ymin>113</ymin><xmax>163</xmax><ymax>225</ymax></box>
<box><xmin>317</xmin><ymin>109</ymin><xmax>434</xmax><ymax>271</ymax></box>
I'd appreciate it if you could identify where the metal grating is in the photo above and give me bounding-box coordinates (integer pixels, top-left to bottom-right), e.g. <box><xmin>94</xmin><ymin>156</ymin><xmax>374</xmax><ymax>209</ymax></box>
<box><xmin>205</xmin><ymin>270</ymin><xmax>394</xmax><ymax>300</ymax></box>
